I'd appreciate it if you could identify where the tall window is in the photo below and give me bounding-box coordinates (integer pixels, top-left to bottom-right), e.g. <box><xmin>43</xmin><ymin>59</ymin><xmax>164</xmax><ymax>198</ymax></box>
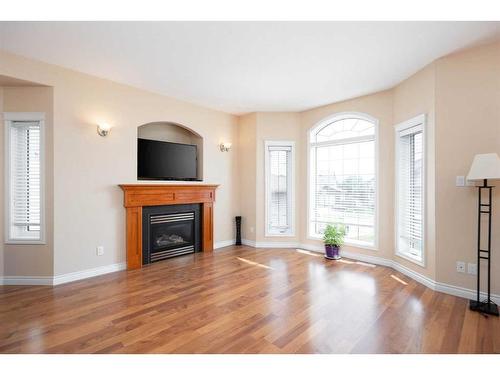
<box><xmin>265</xmin><ymin>141</ymin><xmax>294</xmax><ymax>236</ymax></box>
<box><xmin>395</xmin><ymin>114</ymin><xmax>425</xmax><ymax>264</ymax></box>
<box><xmin>4</xmin><ymin>113</ymin><xmax>44</xmax><ymax>243</ymax></box>
<box><xmin>309</xmin><ymin>114</ymin><xmax>377</xmax><ymax>247</ymax></box>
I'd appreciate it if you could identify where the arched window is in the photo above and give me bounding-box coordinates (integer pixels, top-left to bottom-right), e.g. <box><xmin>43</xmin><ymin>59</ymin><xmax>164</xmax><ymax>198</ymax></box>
<box><xmin>309</xmin><ymin>113</ymin><xmax>377</xmax><ymax>247</ymax></box>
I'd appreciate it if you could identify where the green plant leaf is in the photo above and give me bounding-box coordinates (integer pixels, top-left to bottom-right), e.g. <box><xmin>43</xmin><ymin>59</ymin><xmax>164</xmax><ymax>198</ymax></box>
<box><xmin>322</xmin><ymin>224</ymin><xmax>346</xmax><ymax>247</ymax></box>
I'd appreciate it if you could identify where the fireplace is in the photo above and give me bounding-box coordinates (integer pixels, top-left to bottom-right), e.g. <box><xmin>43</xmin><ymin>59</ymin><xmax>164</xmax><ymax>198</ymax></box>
<box><xmin>120</xmin><ymin>184</ymin><xmax>217</xmax><ymax>270</ymax></box>
<box><xmin>142</xmin><ymin>204</ymin><xmax>201</xmax><ymax>264</ymax></box>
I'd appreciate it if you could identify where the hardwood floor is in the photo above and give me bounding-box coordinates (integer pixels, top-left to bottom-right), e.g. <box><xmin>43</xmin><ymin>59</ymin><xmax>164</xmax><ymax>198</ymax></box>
<box><xmin>0</xmin><ymin>246</ymin><xmax>498</xmax><ymax>354</ymax></box>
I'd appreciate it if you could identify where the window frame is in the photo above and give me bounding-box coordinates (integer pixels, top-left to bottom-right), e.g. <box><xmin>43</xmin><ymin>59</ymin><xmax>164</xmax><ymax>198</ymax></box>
<box><xmin>264</xmin><ymin>140</ymin><xmax>295</xmax><ymax>237</ymax></box>
<box><xmin>394</xmin><ymin>114</ymin><xmax>426</xmax><ymax>266</ymax></box>
<box><xmin>4</xmin><ymin>112</ymin><xmax>46</xmax><ymax>245</ymax></box>
<box><xmin>307</xmin><ymin>112</ymin><xmax>379</xmax><ymax>250</ymax></box>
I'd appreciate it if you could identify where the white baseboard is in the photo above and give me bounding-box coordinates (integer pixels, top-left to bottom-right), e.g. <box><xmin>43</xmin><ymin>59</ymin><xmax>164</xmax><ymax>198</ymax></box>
<box><xmin>0</xmin><ymin>276</ymin><xmax>53</xmax><ymax>286</ymax></box>
<box><xmin>390</xmin><ymin>261</ymin><xmax>436</xmax><ymax>290</ymax></box>
<box><xmin>214</xmin><ymin>239</ymin><xmax>236</xmax><ymax>249</ymax></box>
<box><xmin>242</xmin><ymin>239</ymin><xmax>500</xmax><ymax>305</ymax></box>
<box><xmin>435</xmin><ymin>281</ymin><xmax>500</xmax><ymax>305</ymax></box>
<box><xmin>344</xmin><ymin>250</ymin><xmax>394</xmax><ymax>268</ymax></box>
<box><xmin>242</xmin><ymin>238</ymin><xmax>256</xmax><ymax>247</ymax></box>
<box><xmin>251</xmin><ymin>241</ymin><xmax>300</xmax><ymax>248</ymax></box>
<box><xmin>296</xmin><ymin>242</ymin><xmax>323</xmax><ymax>252</ymax></box>
<box><xmin>242</xmin><ymin>239</ymin><xmax>304</xmax><ymax>249</ymax></box>
<box><xmin>1</xmin><ymin>262</ymin><xmax>127</xmax><ymax>286</ymax></box>
<box><xmin>52</xmin><ymin>262</ymin><xmax>127</xmax><ymax>285</ymax></box>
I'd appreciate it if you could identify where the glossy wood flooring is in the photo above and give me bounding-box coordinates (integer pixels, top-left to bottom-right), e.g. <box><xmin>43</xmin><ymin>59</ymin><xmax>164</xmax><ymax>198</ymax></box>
<box><xmin>1</xmin><ymin>246</ymin><xmax>499</xmax><ymax>353</ymax></box>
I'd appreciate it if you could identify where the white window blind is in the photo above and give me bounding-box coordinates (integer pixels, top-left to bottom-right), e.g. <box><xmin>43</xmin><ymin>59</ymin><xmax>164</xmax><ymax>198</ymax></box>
<box><xmin>6</xmin><ymin>118</ymin><xmax>43</xmax><ymax>242</ymax></box>
<box><xmin>396</xmin><ymin>122</ymin><xmax>424</xmax><ymax>262</ymax></box>
<box><xmin>265</xmin><ymin>142</ymin><xmax>294</xmax><ymax>236</ymax></box>
<box><xmin>309</xmin><ymin>116</ymin><xmax>376</xmax><ymax>246</ymax></box>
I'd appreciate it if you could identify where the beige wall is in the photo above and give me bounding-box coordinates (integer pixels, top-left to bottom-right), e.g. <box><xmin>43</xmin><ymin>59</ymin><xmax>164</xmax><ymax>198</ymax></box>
<box><xmin>138</xmin><ymin>122</ymin><xmax>200</xmax><ymax>144</ymax></box>
<box><xmin>0</xmin><ymin>50</ymin><xmax>239</xmax><ymax>277</ymax></box>
<box><xmin>434</xmin><ymin>42</ymin><xmax>500</xmax><ymax>292</ymax></box>
<box><xmin>237</xmin><ymin>112</ymin><xmax>302</xmax><ymax>244</ymax></box>
<box><xmin>255</xmin><ymin>112</ymin><xmax>302</xmax><ymax>243</ymax></box>
<box><xmin>0</xmin><ymin>88</ymin><xmax>3</xmax><ymax>276</ymax></box>
<box><xmin>238</xmin><ymin>113</ymin><xmax>257</xmax><ymax>241</ymax></box>
<box><xmin>392</xmin><ymin>64</ymin><xmax>437</xmax><ymax>280</ymax></box>
<box><xmin>0</xmin><ymin>86</ymin><xmax>54</xmax><ymax>277</ymax></box>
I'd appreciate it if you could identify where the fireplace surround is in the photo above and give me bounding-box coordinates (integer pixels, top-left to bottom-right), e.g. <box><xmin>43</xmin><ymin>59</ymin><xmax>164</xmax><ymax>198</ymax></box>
<box><xmin>119</xmin><ymin>184</ymin><xmax>218</xmax><ymax>269</ymax></box>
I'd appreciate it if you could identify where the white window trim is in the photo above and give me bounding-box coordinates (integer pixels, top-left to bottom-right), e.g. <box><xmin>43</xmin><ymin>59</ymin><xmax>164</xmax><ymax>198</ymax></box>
<box><xmin>264</xmin><ymin>140</ymin><xmax>295</xmax><ymax>237</ymax></box>
<box><xmin>394</xmin><ymin>113</ymin><xmax>426</xmax><ymax>267</ymax></box>
<box><xmin>307</xmin><ymin>112</ymin><xmax>379</xmax><ymax>250</ymax></box>
<box><xmin>4</xmin><ymin>112</ymin><xmax>46</xmax><ymax>245</ymax></box>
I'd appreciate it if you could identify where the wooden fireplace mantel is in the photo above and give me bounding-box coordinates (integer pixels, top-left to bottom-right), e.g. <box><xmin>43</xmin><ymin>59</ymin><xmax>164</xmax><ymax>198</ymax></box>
<box><xmin>119</xmin><ymin>184</ymin><xmax>219</xmax><ymax>270</ymax></box>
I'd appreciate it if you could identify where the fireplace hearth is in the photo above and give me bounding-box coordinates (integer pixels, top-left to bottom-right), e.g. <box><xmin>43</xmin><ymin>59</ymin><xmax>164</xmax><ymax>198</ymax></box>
<box><xmin>142</xmin><ymin>204</ymin><xmax>201</xmax><ymax>264</ymax></box>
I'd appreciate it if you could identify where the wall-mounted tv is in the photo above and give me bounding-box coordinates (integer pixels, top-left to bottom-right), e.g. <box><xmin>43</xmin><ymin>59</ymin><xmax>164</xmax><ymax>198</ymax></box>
<box><xmin>137</xmin><ymin>138</ymin><xmax>199</xmax><ymax>181</ymax></box>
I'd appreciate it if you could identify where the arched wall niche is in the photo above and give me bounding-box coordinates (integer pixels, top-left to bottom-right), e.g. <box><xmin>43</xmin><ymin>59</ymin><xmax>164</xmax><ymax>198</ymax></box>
<box><xmin>137</xmin><ymin>121</ymin><xmax>204</xmax><ymax>180</ymax></box>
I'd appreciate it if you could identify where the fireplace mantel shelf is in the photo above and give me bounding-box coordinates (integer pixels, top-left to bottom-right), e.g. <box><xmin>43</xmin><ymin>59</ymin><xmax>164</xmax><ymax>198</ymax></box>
<box><xmin>119</xmin><ymin>184</ymin><xmax>219</xmax><ymax>270</ymax></box>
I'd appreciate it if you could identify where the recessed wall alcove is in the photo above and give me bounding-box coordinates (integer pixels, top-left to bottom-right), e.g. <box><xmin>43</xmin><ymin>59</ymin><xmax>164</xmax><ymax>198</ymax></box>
<box><xmin>137</xmin><ymin>122</ymin><xmax>203</xmax><ymax>180</ymax></box>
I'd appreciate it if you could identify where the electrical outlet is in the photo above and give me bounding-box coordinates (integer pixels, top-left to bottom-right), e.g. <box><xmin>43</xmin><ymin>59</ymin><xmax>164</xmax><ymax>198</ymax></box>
<box><xmin>96</xmin><ymin>246</ymin><xmax>104</xmax><ymax>256</ymax></box>
<box><xmin>250</xmin><ymin>227</ymin><xmax>254</xmax><ymax>233</ymax></box>
<box><xmin>468</xmin><ymin>263</ymin><xmax>477</xmax><ymax>275</ymax></box>
<box><xmin>456</xmin><ymin>261</ymin><xmax>466</xmax><ymax>273</ymax></box>
<box><xmin>455</xmin><ymin>176</ymin><xmax>465</xmax><ymax>187</ymax></box>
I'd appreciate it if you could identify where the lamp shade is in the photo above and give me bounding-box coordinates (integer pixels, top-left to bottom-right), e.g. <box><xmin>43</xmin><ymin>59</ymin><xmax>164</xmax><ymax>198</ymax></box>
<box><xmin>467</xmin><ymin>153</ymin><xmax>500</xmax><ymax>181</ymax></box>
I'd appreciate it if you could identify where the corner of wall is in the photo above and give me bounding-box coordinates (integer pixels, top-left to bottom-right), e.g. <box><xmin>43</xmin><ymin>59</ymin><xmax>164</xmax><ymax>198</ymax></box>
<box><xmin>237</xmin><ymin>113</ymin><xmax>258</xmax><ymax>241</ymax></box>
<box><xmin>0</xmin><ymin>87</ymin><xmax>4</xmax><ymax>277</ymax></box>
<box><xmin>0</xmin><ymin>85</ymin><xmax>55</xmax><ymax>279</ymax></box>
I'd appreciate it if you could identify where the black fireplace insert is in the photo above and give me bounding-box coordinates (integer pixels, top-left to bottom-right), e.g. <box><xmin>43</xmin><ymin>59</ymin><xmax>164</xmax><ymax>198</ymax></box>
<box><xmin>142</xmin><ymin>204</ymin><xmax>201</xmax><ymax>264</ymax></box>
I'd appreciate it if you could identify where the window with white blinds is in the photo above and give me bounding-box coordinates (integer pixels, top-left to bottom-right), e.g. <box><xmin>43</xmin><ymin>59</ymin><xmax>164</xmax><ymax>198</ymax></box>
<box><xmin>265</xmin><ymin>141</ymin><xmax>294</xmax><ymax>236</ymax></box>
<box><xmin>395</xmin><ymin>115</ymin><xmax>425</xmax><ymax>264</ymax></box>
<box><xmin>5</xmin><ymin>114</ymin><xmax>44</xmax><ymax>243</ymax></box>
<box><xmin>309</xmin><ymin>115</ymin><xmax>377</xmax><ymax>246</ymax></box>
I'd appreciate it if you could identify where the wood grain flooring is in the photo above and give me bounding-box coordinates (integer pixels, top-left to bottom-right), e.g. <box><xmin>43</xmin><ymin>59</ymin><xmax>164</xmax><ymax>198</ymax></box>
<box><xmin>1</xmin><ymin>246</ymin><xmax>499</xmax><ymax>353</ymax></box>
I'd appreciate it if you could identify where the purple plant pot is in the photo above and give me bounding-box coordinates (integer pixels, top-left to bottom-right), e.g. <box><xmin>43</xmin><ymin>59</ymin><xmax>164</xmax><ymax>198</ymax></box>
<box><xmin>325</xmin><ymin>244</ymin><xmax>341</xmax><ymax>260</ymax></box>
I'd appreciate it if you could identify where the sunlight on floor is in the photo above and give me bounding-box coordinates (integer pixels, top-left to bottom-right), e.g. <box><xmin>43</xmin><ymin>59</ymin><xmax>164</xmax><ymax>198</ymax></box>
<box><xmin>337</xmin><ymin>259</ymin><xmax>355</xmax><ymax>264</ymax></box>
<box><xmin>355</xmin><ymin>261</ymin><xmax>376</xmax><ymax>268</ymax></box>
<box><xmin>391</xmin><ymin>274</ymin><xmax>408</xmax><ymax>285</ymax></box>
<box><xmin>296</xmin><ymin>249</ymin><xmax>321</xmax><ymax>257</ymax></box>
<box><xmin>236</xmin><ymin>257</ymin><xmax>274</xmax><ymax>270</ymax></box>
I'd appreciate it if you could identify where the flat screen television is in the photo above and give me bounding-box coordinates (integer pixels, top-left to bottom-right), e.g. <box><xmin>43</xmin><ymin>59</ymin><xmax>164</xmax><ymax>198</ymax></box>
<box><xmin>137</xmin><ymin>138</ymin><xmax>199</xmax><ymax>181</ymax></box>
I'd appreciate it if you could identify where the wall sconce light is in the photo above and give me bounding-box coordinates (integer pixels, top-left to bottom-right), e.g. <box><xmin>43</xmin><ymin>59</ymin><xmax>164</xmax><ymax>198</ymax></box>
<box><xmin>219</xmin><ymin>142</ymin><xmax>232</xmax><ymax>152</ymax></box>
<box><xmin>97</xmin><ymin>123</ymin><xmax>111</xmax><ymax>137</ymax></box>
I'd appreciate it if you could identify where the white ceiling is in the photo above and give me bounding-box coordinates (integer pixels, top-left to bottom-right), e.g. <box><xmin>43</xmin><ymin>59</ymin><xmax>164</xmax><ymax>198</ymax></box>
<box><xmin>1</xmin><ymin>22</ymin><xmax>499</xmax><ymax>114</ymax></box>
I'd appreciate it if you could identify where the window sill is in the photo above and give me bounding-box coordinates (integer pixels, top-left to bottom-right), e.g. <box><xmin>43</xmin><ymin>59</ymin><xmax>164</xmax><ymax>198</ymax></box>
<box><xmin>5</xmin><ymin>239</ymin><xmax>46</xmax><ymax>245</ymax></box>
<box><xmin>265</xmin><ymin>233</ymin><xmax>296</xmax><ymax>238</ymax></box>
<box><xmin>395</xmin><ymin>251</ymin><xmax>425</xmax><ymax>267</ymax></box>
<box><xmin>344</xmin><ymin>241</ymin><xmax>378</xmax><ymax>251</ymax></box>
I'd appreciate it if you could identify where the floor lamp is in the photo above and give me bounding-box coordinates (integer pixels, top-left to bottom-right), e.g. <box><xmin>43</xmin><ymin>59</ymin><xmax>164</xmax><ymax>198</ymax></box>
<box><xmin>467</xmin><ymin>153</ymin><xmax>500</xmax><ymax>316</ymax></box>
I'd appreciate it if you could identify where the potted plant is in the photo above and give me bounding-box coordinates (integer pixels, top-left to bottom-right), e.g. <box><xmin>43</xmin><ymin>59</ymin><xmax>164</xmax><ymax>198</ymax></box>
<box><xmin>323</xmin><ymin>224</ymin><xmax>345</xmax><ymax>260</ymax></box>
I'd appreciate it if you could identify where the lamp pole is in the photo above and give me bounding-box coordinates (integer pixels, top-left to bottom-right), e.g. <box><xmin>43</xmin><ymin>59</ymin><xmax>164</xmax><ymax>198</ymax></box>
<box><xmin>469</xmin><ymin>178</ymin><xmax>498</xmax><ymax>316</ymax></box>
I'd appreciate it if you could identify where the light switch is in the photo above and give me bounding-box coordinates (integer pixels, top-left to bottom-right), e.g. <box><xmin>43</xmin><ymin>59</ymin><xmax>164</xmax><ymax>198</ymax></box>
<box><xmin>96</xmin><ymin>246</ymin><xmax>104</xmax><ymax>256</ymax></box>
<box><xmin>456</xmin><ymin>176</ymin><xmax>465</xmax><ymax>187</ymax></box>
<box><xmin>467</xmin><ymin>263</ymin><xmax>477</xmax><ymax>275</ymax></box>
